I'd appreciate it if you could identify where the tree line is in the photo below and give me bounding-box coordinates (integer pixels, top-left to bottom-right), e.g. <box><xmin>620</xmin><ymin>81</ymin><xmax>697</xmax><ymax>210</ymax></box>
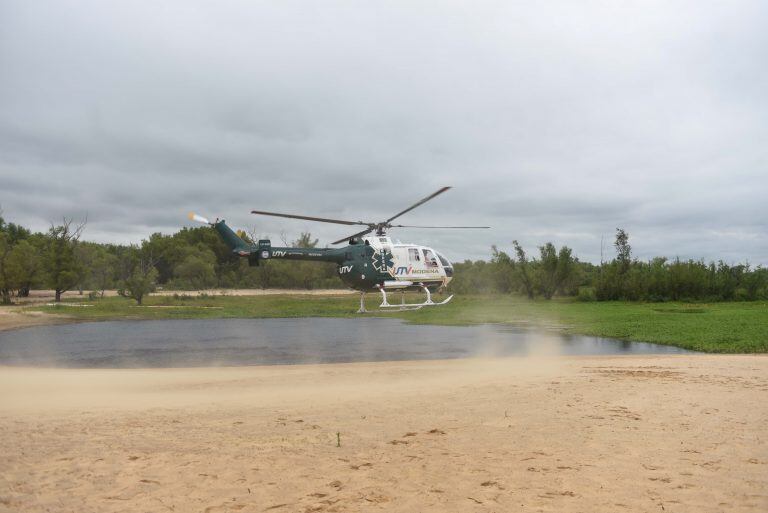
<box><xmin>1</xmin><ymin>214</ymin><xmax>765</xmax><ymax>304</ymax></box>
<box><xmin>0</xmin><ymin>214</ymin><xmax>340</xmax><ymax>304</ymax></box>
<box><xmin>450</xmin><ymin>229</ymin><xmax>768</xmax><ymax>301</ymax></box>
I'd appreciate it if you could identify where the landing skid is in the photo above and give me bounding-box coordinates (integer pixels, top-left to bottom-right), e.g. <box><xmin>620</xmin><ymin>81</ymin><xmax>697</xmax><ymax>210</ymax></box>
<box><xmin>356</xmin><ymin>285</ymin><xmax>454</xmax><ymax>313</ymax></box>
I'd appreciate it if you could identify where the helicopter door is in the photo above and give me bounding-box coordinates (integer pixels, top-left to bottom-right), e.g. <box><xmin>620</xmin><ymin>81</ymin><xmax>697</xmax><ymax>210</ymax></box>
<box><xmin>408</xmin><ymin>248</ymin><xmax>422</xmax><ymax>267</ymax></box>
<box><xmin>422</xmin><ymin>249</ymin><xmax>439</xmax><ymax>269</ymax></box>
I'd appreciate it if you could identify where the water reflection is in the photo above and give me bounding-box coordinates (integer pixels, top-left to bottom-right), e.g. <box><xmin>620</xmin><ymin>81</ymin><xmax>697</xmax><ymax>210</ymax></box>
<box><xmin>0</xmin><ymin>318</ymin><xmax>694</xmax><ymax>368</ymax></box>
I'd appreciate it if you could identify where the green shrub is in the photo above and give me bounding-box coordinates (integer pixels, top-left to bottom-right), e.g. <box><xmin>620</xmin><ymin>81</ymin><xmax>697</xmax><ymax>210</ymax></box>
<box><xmin>577</xmin><ymin>286</ymin><xmax>596</xmax><ymax>301</ymax></box>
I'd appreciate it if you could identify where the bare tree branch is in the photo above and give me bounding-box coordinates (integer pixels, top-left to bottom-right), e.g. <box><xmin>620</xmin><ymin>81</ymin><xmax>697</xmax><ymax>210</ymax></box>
<box><xmin>245</xmin><ymin>226</ymin><xmax>262</xmax><ymax>245</ymax></box>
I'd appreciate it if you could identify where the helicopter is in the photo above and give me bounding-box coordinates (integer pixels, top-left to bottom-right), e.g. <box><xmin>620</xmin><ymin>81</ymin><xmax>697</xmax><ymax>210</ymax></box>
<box><xmin>189</xmin><ymin>187</ymin><xmax>489</xmax><ymax>312</ymax></box>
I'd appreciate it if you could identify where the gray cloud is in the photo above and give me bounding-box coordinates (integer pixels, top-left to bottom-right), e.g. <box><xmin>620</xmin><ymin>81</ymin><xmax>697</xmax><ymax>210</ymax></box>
<box><xmin>1</xmin><ymin>0</ymin><xmax>766</xmax><ymax>265</ymax></box>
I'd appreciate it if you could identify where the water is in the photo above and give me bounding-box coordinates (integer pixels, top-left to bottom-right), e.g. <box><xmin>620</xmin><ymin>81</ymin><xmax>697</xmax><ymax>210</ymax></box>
<box><xmin>0</xmin><ymin>318</ymin><xmax>694</xmax><ymax>368</ymax></box>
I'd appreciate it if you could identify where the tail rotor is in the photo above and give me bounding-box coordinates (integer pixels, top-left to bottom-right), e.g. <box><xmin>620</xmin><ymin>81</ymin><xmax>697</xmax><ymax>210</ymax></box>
<box><xmin>188</xmin><ymin>212</ymin><xmax>214</xmax><ymax>226</ymax></box>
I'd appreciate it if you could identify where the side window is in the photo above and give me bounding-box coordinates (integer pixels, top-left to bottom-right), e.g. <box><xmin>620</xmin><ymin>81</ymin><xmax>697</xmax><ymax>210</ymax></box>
<box><xmin>423</xmin><ymin>249</ymin><xmax>438</xmax><ymax>267</ymax></box>
<box><xmin>408</xmin><ymin>248</ymin><xmax>420</xmax><ymax>262</ymax></box>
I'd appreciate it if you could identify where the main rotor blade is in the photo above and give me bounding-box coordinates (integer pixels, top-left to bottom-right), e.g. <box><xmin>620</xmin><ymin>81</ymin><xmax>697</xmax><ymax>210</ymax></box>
<box><xmin>251</xmin><ymin>210</ymin><xmax>368</xmax><ymax>226</ymax></box>
<box><xmin>385</xmin><ymin>186</ymin><xmax>451</xmax><ymax>224</ymax></box>
<box><xmin>331</xmin><ymin>227</ymin><xmax>373</xmax><ymax>245</ymax></box>
<box><xmin>390</xmin><ymin>225</ymin><xmax>491</xmax><ymax>229</ymax></box>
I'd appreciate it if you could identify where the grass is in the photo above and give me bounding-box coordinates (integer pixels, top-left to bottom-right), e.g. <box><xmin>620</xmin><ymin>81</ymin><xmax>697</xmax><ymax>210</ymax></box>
<box><xmin>408</xmin><ymin>296</ymin><xmax>768</xmax><ymax>353</ymax></box>
<box><xmin>26</xmin><ymin>293</ymin><xmax>768</xmax><ymax>353</ymax></box>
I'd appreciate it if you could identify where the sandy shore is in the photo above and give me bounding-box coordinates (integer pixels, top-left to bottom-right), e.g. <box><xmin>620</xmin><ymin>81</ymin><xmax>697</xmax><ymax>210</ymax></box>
<box><xmin>1</xmin><ymin>355</ymin><xmax>766</xmax><ymax>512</ymax></box>
<box><xmin>0</xmin><ymin>307</ymin><xmax>71</xmax><ymax>333</ymax></box>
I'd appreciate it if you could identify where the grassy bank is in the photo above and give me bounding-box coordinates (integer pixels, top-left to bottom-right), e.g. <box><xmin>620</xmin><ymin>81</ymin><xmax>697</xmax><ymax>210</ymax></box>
<box><xmin>27</xmin><ymin>293</ymin><xmax>768</xmax><ymax>353</ymax></box>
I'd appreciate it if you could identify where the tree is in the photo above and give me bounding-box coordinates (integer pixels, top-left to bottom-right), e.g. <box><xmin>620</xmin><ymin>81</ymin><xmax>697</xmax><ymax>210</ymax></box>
<box><xmin>0</xmin><ymin>214</ymin><xmax>31</xmax><ymax>245</ymax></box>
<box><xmin>490</xmin><ymin>246</ymin><xmax>516</xmax><ymax>293</ymax></box>
<box><xmin>74</xmin><ymin>243</ymin><xmax>101</xmax><ymax>295</ymax></box>
<box><xmin>537</xmin><ymin>243</ymin><xmax>576</xmax><ymax>299</ymax></box>
<box><xmin>512</xmin><ymin>240</ymin><xmax>535</xmax><ymax>299</ymax></box>
<box><xmin>46</xmin><ymin>219</ymin><xmax>86</xmax><ymax>302</ymax></box>
<box><xmin>555</xmin><ymin>246</ymin><xmax>576</xmax><ymax>294</ymax></box>
<box><xmin>118</xmin><ymin>244</ymin><xmax>158</xmax><ymax>305</ymax></box>
<box><xmin>595</xmin><ymin>228</ymin><xmax>633</xmax><ymax>300</ymax></box>
<box><xmin>0</xmin><ymin>212</ymin><xmax>31</xmax><ymax>303</ymax></box>
<box><xmin>174</xmin><ymin>253</ymin><xmax>217</xmax><ymax>290</ymax></box>
<box><xmin>90</xmin><ymin>247</ymin><xmax>118</xmax><ymax>297</ymax></box>
<box><xmin>0</xmin><ymin>213</ymin><xmax>41</xmax><ymax>299</ymax></box>
<box><xmin>614</xmin><ymin>228</ymin><xmax>631</xmax><ymax>274</ymax></box>
<box><xmin>537</xmin><ymin>243</ymin><xmax>559</xmax><ymax>299</ymax></box>
<box><xmin>294</xmin><ymin>232</ymin><xmax>319</xmax><ymax>249</ymax></box>
<box><xmin>742</xmin><ymin>265</ymin><xmax>767</xmax><ymax>300</ymax></box>
<box><xmin>0</xmin><ymin>232</ymin><xmax>12</xmax><ymax>304</ymax></box>
<box><xmin>6</xmin><ymin>240</ymin><xmax>41</xmax><ymax>299</ymax></box>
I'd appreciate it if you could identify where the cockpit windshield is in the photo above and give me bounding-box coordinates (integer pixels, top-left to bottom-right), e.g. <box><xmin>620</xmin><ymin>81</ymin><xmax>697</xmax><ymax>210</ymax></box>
<box><xmin>436</xmin><ymin>253</ymin><xmax>452</xmax><ymax>268</ymax></box>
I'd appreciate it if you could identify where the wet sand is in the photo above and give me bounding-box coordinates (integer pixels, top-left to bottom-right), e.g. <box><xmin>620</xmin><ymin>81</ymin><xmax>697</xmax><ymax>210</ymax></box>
<box><xmin>1</xmin><ymin>355</ymin><xmax>766</xmax><ymax>512</ymax></box>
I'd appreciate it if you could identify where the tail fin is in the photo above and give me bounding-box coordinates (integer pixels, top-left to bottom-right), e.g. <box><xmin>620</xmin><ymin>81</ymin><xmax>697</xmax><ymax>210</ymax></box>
<box><xmin>213</xmin><ymin>220</ymin><xmax>250</xmax><ymax>254</ymax></box>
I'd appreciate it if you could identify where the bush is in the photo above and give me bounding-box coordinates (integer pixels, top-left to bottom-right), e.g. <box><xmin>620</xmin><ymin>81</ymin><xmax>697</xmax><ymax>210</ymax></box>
<box><xmin>734</xmin><ymin>288</ymin><xmax>750</xmax><ymax>301</ymax></box>
<box><xmin>577</xmin><ymin>286</ymin><xmax>596</xmax><ymax>302</ymax></box>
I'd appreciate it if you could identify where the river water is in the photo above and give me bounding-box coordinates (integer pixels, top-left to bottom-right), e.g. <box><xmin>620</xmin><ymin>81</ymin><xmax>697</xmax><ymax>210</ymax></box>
<box><xmin>0</xmin><ymin>318</ymin><xmax>694</xmax><ymax>368</ymax></box>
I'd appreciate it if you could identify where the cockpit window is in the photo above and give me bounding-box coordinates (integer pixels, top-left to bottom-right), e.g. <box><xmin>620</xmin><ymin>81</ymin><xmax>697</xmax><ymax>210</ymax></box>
<box><xmin>408</xmin><ymin>248</ymin><xmax>421</xmax><ymax>262</ymax></box>
<box><xmin>437</xmin><ymin>253</ymin><xmax>452</xmax><ymax>267</ymax></box>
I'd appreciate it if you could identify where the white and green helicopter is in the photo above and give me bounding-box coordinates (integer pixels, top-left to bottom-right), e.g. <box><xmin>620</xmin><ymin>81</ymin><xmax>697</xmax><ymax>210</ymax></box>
<box><xmin>190</xmin><ymin>187</ymin><xmax>488</xmax><ymax>312</ymax></box>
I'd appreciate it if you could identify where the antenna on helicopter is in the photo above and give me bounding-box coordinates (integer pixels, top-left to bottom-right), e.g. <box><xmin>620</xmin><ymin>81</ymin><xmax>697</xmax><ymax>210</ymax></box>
<box><xmin>250</xmin><ymin>187</ymin><xmax>489</xmax><ymax>244</ymax></box>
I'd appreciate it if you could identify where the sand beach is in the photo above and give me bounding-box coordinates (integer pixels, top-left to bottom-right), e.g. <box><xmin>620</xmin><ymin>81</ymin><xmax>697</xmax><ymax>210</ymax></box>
<box><xmin>1</xmin><ymin>354</ymin><xmax>766</xmax><ymax>512</ymax></box>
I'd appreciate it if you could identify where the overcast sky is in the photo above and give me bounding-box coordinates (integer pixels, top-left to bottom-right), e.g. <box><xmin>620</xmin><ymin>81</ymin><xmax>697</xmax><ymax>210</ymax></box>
<box><xmin>1</xmin><ymin>1</ymin><xmax>766</xmax><ymax>264</ymax></box>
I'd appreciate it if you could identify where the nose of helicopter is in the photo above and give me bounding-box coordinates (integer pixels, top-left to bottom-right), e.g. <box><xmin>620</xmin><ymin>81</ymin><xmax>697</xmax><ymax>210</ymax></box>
<box><xmin>436</xmin><ymin>252</ymin><xmax>453</xmax><ymax>277</ymax></box>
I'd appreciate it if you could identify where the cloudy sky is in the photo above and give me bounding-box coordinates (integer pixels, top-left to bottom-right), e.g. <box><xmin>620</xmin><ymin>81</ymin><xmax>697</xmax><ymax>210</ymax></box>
<box><xmin>1</xmin><ymin>0</ymin><xmax>766</xmax><ymax>264</ymax></box>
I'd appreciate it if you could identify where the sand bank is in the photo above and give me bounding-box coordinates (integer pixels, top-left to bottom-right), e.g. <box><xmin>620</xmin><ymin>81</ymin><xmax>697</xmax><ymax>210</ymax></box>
<box><xmin>1</xmin><ymin>355</ymin><xmax>766</xmax><ymax>512</ymax></box>
<box><xmin>0</xmin><ymin>307</ymin><xmax>71</xmax><ymax>333</ymax></box>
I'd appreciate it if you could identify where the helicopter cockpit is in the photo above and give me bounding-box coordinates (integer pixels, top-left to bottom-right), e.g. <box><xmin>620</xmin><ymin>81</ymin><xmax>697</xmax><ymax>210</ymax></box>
<box><xmin>436</xmin><ymin>252</ymin><xmax>454</xmax><ymax>277</ymax></box>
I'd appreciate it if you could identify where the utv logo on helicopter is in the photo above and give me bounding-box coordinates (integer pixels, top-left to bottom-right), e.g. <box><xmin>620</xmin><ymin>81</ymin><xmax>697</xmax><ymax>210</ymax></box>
<box><xmin>338</xmin><ymin>265</ymin><xmax>353</xmax><ymax>274</ymax></box>
<box><xmin>392</xmin><ymin>266</ymin><xmax>439</xmax><ymax>276</ymax></box>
